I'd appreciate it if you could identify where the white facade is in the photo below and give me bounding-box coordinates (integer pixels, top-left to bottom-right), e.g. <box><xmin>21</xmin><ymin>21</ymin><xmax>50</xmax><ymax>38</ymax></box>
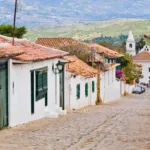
<box><xmin>120</xmin><ymin>81</ymin><xmax>135</xmax><ymax>95</ymax></box>
<box><xmin>134</xmin><ymin>60</ymin><xmax>150</xmax><ymax>83</ymax></box>
<box><xmin>126</xmin><ymin>30</ymin><xmax>136</xmax><ymax>56</ymax></box>
<box><xmin>100</xmin><ymin>66</ymin><xmax>121</xmax><ymax>103</ymax></box>
<box><xmin>100</xmin><ymin>66</ymin><xmax>135</xmax><ymax>103</ymax></box>
<box><xmin>8</xmin><ymin>58</ymin><xmax>64</xmax><ymax>127</ymax></box>
<box><xmin>140</xmin><ymin>45</ymin><xmax>150</xmax><ymax>52</ymax></box>
<box><xmin>65</xmin><ymin>72</ymin><xmax>97</xmax><ymax>111</ymax></box>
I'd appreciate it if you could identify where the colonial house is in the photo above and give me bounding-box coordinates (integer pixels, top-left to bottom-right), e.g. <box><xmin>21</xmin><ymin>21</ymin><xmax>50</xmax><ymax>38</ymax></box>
<box><xmin>89</xmin><ymin>43</ymin><xmax>123</xmax><ymax>103</ymax></box>
<box><xmin>133</xmin><ymin>50</ymin><xmax>150</xmax><ymax>84</ymax></box>
<box><xmin>63</xmin><ymin>55</ymin><xmax>98</xmax><ymax>111</ymax></box>
<box><xmin>0</xmin><ymin>35</ymin><xmax>68</xmax><ymax>128</ymax></box>
<box><xmin>0</xmin><ymin>44</ymin><xmax>23</xmax><ymax>129</ymax></box>
<box><xmin>36</xmin><ymin>38</ymin><xmax>124</xmax><ymax>103</ymax></box>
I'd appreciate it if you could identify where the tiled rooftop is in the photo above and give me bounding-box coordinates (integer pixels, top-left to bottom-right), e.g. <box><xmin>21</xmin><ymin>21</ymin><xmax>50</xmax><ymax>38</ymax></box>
<box><xmin>0</xmin><ymin>43</ymin><xmax>24</xmax><ymax>58</ymax></box>
<box><xmin>36</xmin><ymin>38</ymin><xmax>122</xmax><ymax>59</ymax></box>
<box><xmin>133</xmin><ymin>50</ymin><xmax>150</xmax><ymax>61</ymax></box>
<box><xmin>0</xmin><ymin>35</ymin><xmax>68</xmax><ymax>62</ymax></box>
<box><xmin>63</xmin><ymin>55</ymin><xmax>98</xmax><ymax>78</ymax></box>
<box><xmin>89</xmin><ymin>43</ymin><xmax>123</xmax><ymax>58</ymax></box>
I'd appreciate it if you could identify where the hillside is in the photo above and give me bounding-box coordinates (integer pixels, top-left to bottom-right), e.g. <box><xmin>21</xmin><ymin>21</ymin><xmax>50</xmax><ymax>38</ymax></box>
<box><xmin>1</xmin><ymin>0</ymin><xmax>150</xmax><ymax>26</ymax></box>
<box><xmin>24</xmin><ymin>19</ymin><xmax>150</xmax><ymax>42</ymax></box>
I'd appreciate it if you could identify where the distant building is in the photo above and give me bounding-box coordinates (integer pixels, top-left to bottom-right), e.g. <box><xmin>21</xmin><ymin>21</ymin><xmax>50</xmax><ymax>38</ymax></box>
<box><xmin>126</xmin><ymin>30</ymin><xmax>136</xmax><ymax>56</ymax></box>
<box><xmin>133</xmin><ymin>50</ymin><xmax>150</xmax><ymax>84</ymax></box>
<box><xmin>126</xmin><ymin>31</ymin><xmax>150</xmax><ymax>84</ymax></box>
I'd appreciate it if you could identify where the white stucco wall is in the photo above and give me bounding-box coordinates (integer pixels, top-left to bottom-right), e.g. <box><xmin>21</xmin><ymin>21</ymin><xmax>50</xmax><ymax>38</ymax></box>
<box><xmin>120</xmin><ymin>81</ymin><xmax>135</xmax><ymax>95</ymax></box>
<box><xmin>8</xmin><ymin>58</ymin><xmax>63</xmax><ymax>127</ymax></box>
<box><xmin>126</xmin><ymin>41</ymin><xmax>136</xmax><ymax>56</ymax></box>
<box><xmin>65</xmin><ymin>72</ymin><xmax>97</xmax><ymax>111</ymax></box>
<box><xmin>100</xmin><ymin>67</ymin><xmax>121</xmax><ymax>103</ymax></box>
<box><xmin>134</xmin><ymin>61</ymin><xmax>150</xmax><ymax>83</ymax></box>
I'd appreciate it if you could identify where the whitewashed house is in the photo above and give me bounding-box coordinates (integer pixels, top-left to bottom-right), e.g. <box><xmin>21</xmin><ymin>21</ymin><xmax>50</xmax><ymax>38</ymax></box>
<box><xmin>36</xmin><ymin>38</ymin><xmax>125</xmax><ymax>104</ymax></box>
<box><xmin>89</xmin><ymin>44</ymin><xmax>124</xmax><ymax>103</ymax></box>
<box><xmin>133</xmin><ymin>50</ymin><xmax>150</xmax><ymax>84</ymax></box>
<box><xmin>0</xmin><ymin>35</ymin><xmax>68</xmax><ymax>128</ymax></box>
<box><xmin>100</xmin><ymin>64</ymin><xmax>121</xmax><ymax>103</ymax></box>
<box><xmin>63</xmin><ymin>55</ymin><xmax>98</xmax><ymax>111</ymax></box>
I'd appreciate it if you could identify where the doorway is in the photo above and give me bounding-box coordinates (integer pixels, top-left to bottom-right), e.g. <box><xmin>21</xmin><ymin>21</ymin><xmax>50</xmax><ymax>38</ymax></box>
<box><xmin>59</xmin><ymin>67</ymin><xmax>65</xmax><ymax>110</ymax></box>
<box><xmin>0</xmin><ymin>63</ymin><xmax>8</xmax><ymax>129</ymax></box>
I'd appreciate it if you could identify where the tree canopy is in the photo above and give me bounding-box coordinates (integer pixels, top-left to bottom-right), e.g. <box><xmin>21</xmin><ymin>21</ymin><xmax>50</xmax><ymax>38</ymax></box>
<box><xmin>0</xmin><ymin>24</ymin><xmax>27</xmax><ymax>38</ymax></box>
<box><xmin>60</xmin><ymin>44</ymin><xmax>90</xmax><ymax>62</ymax></box>
<box><xmin>99</xmin><ymin>41</ymin><xmax>126</xmax><ymax>54</ymax></box>
<box><xmin>121</xmin><ymin>54</ymin><xmax>142</xmax><ymax>84</ymax></box>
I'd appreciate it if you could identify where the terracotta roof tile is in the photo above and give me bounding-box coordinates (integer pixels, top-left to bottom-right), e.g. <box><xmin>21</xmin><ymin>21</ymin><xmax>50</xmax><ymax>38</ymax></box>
<box><xmin>63</xmin><ymin>55</ymin><xmax>98</xmax><ymax>78</ymax></box>
<box><xmin>89</xmin><ymin>43</ymin><xmax>123</xmax><ymax>58</ymax></box>
<box><xmin>0</xmin><ymin>44</ymin><xmax>24</xmax><ymax>58</ymax></box>
<box><xmin>133</xmin><ymin>50</ymin><xmax>150</xmax><ymax>61</ymax></box>
<box><xmin>0</xmin><ymin>35</ymin><xmax>68</xmax><ymax>62</ymax></box>
<box><xmin>36</xmin><ymin>38</ymin><xmax>122</xmax><ymax>59</ymax></box>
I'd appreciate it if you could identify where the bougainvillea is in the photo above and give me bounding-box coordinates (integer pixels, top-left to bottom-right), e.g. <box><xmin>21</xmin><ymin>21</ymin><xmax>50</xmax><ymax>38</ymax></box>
<box><xmin>116</xmin><ymin>69</ymin><xmax>123</xmax><ymax>79</ymax></box>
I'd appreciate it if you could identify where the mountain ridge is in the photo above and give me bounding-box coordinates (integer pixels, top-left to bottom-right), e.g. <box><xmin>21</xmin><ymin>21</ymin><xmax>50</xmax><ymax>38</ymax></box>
<box><xmin>1</xmin><ymin>0</ymin><xmax>150</xmax><ymax>26</ymax></box>
<box><xmin>24</xmin><ymin>19</ymin><xmax>150</xmax><ymax>41</ymax></box>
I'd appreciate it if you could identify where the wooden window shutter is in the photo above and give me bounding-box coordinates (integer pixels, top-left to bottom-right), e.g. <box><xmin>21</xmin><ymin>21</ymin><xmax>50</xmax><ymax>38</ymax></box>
<box><xmin>85</xmin><ymin>83</ymin><xmax>88</xmax><ymax>97</ymax></box>
<box><xmin>92</xmin><ymin>81</ymin><xmax>95</xmax><ymax>93</ymax></box>
<box><xmin>31</xmin><ymin>71</ymin><xmax>34</xmax><ymax>114</ymax></box>
<box><xmin>76</xmin><ymin>84</ymin><xmax>80</xmax><ymax>100</ymax></box>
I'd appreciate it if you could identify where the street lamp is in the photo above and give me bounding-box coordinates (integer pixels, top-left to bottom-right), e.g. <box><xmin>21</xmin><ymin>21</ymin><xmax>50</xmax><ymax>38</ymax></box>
<box><xmin>52</xmin><ymin>61</ymin><xmax>65</xmax><ymax>74</ymax></box>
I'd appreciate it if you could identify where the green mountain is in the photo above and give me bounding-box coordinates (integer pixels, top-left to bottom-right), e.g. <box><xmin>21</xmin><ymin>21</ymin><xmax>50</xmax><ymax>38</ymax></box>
<box><xmin>24</xmin><ymin>19</ymin><xmax>150</xmax><ymax>42</ymax></box>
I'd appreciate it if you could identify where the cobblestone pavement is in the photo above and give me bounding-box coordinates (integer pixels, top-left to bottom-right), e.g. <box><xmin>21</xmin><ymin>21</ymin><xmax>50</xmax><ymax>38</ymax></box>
<box><xmin>0</xmin><ymin>90</ymin><xmax>150</xmax><ymax>150</ymax></box>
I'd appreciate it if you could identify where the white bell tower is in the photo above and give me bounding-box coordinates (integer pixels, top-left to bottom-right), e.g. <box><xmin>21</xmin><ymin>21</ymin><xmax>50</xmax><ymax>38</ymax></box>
<box><xmin>126</xmin><ymin>30</ymin><xmax>136</xmax><ymax>56</ymax></box>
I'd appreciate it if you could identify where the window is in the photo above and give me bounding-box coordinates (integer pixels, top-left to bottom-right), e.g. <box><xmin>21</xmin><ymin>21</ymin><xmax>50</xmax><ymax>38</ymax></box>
<box><xmin>30</xmin><ymin>67</ymin><xmax>48</xmax><ymax>114</ymax></box>
<box><xmin>105</xmin><ymin>58</ymin><xmax>108</xmax><ymax>63</ymax></box>
<box><xmin>76</xmin><ymin>84</ymin><xmax>80</xmax><ymax>100</ymax></box>
<box><xmin>36</xmin><ymin>69</ymin><xmax>48</xmax><ymax>101</ymax></box>
<box><xmin>85</xmin><ymin>83</ymin><xmax>88</xmax><ymax>97</ymax></box>
<box><xmin>92</xmin><ymin>81</ymin><xmax>95</xmax><ymax>93</ymax></box>
<box><xmin>149</xmin><ymin>68</ymin><xmax>150</xmax><ymax>72</ymax></box>
<box><xmin>129</xmin><ymin>43</ymin><xmax>132</xmax><ymax>48</ymax></box>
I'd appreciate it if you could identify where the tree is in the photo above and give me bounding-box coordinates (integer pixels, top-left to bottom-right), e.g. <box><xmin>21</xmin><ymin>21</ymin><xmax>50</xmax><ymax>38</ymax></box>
<box><xmin>121</xmin><ymin>54</ymin><xmax>142</xmax><ymax>84</ymax></box>
<box><xmin>60</xmin><ymin>44</ymin><xmax>90</xmax><ymax>62</ymax></box>
<box><xmin>99</xmin><ymin>41</ymin><xmax>126</xmax><ymax>54</ymax></box>
<box><xmin>0</xmin><ymin>24</ymin><xmax>27</xmax><ymax>38</ymax></box>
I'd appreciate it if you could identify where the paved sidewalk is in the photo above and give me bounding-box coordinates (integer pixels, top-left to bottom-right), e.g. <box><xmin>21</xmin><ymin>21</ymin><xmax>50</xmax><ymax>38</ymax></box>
<box><xmin>0</xmin><ymin>90</ymin><xmax>150</xmax><ymax>150</ymax></box>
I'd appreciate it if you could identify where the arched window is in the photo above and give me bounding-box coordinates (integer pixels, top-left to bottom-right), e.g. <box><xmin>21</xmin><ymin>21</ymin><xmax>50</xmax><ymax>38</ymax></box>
<box><xmin>129</xmin><ymin>43</ymin><xmax>132</xmax><ymax>48</ymax></box>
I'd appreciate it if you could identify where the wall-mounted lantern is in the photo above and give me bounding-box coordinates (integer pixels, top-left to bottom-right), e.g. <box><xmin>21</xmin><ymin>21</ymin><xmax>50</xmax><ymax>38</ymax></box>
<box><xmin>52</xmin><ymin>61</ymin><xmax>66</xmax><ymax>74</ymax></box>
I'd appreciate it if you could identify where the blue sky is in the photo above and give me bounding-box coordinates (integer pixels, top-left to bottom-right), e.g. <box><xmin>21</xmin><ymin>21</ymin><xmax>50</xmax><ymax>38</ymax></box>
<box><xmin>1</xmin><ymin>0</ymin><xmax>150</xmax><ymax>26</ymax></box>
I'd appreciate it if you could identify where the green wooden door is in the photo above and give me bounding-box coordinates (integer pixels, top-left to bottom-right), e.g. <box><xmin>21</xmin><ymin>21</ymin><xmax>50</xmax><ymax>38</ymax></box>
<box><xmin>59</xmin><ymin>67</ymin><xmax>65</xmax><ymax>110</ymax></box>
<box><xmin>0</xmin><ymin>67</ymin><xmax>8</xmax><ymax>129</ymax></box>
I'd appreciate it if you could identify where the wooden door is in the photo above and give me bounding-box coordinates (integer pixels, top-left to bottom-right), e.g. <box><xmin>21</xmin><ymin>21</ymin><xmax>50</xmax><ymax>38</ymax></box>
<box><xmin>0</xmin><ymin>66</ymin><xmax>8</xmax><ymax>129</ymax></box>
<box><xmin>59</xmin><ymin>67</ymin><xmax>65</xmax><ymax>110</ymax></box>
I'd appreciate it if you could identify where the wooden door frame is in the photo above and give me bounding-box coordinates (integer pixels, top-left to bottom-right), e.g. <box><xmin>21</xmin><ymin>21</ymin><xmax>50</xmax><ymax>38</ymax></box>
<box><xmin>59</xmin><ymin>66</ymin><xmax>65</xmax><ymax>110</ymax></box>
<box><xmin>0</xmin><ymin>60</ymin><xmax>8</xmax><ymax>129</ymax></box>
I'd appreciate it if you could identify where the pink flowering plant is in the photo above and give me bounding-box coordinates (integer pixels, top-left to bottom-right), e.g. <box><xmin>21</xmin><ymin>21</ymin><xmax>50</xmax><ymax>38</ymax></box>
<box><xmin>116</xmin><ymin>69</ymin><xmax>123</xmax><ymax>79</ymax></box>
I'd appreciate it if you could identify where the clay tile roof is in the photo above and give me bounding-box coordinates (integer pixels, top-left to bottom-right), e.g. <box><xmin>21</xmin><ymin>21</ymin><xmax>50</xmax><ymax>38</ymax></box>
<box><xmin>36</xmin><ymin>38</ymin><xmax>122</xmax><ymax>58</ymax></box>
<box><xmin>36</xmin><ymin>38</ymin><xmax>86</xmax><ymax>49</ymax></box>
<box><xmin>88</xmin><ymin>52</ymin><xmax>104</xmax><ymax>63</ymax></box>
<box><xmin>89</xmin><ymin>43</ymin><xmax>123</xmax><ymax>58</ymax></box>
<box><xmin>0</xmin><ymin>43</ymin><xmax>24</xmax><ymax>58</ymax></box>
<box><xmin>133</xmin><ymin>50</ymin><xmax>150</xmax><ymax>61</ymax></box>
<box><xmin>0</xmin><ymin>35</ymin><xmax>68</xmax><ymax>62</ymax></box>
<box><xmin>63</xmin><ymin>55</ymin><xmax>98</xmax><ymax>78</ymax></box>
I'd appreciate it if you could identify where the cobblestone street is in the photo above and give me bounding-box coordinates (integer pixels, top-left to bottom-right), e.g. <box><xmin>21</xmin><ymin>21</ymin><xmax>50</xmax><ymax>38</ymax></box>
<box><xmin>0</xmin><ymin>90</ymin><xmax>150</xmax><ymax>150</ymax></box>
